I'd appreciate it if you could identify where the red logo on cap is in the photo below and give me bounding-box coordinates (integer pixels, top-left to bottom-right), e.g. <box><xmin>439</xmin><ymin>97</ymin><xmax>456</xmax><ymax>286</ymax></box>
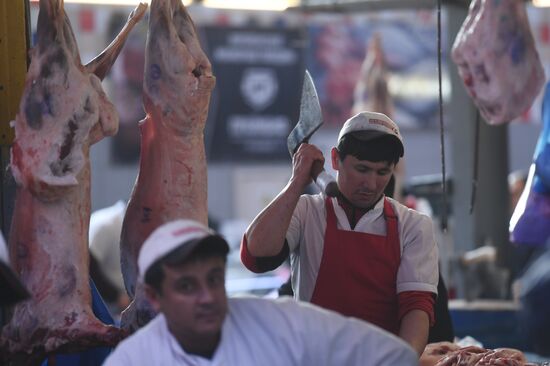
<box><xmin>172</xmin><ymin>227</ymin><xmax>204</xmax><ymax>237</ymax></box>
<box><xmin>369</xmin><ymin>118</ymin><xmax>399</xmax><ymax>135</ymax></box>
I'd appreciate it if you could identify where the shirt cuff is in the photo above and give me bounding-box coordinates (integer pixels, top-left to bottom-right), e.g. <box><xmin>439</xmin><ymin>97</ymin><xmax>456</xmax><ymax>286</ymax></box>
<box><xmin>398</xmin><ymin>291</ymin><xmax>436</xmax><ymax>326</ymax></box>
<box><xmin>240</xmin><ymin>234</ymin><xmax>289</xmax><ymax>273</ymax></box>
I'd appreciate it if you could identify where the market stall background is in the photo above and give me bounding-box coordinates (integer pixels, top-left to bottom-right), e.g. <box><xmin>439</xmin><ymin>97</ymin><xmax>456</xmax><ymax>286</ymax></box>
<box><xmin>1</xmin><ymin>0</ymin><xmax>550</xmax><ymax>360</ymax></box>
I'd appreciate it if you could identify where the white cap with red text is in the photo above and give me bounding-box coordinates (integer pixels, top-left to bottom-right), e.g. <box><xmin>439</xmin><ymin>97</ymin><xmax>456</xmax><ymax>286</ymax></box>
<box><xmin>337</xmin><ymin>111</ymin><xmax>404</xmax><ymax>156</ymax></box>
<box><xmin>138</xmin><ymin>219</ymin><xmax>228</xmax><ymax>279</ymax></box>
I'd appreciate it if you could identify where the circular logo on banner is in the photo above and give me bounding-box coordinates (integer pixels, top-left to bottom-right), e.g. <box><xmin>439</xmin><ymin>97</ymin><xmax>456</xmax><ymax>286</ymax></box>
<box><xmin>240</xmin><ymin>68</ymin><xmax>279</xmax><ymax>111</ymax></box>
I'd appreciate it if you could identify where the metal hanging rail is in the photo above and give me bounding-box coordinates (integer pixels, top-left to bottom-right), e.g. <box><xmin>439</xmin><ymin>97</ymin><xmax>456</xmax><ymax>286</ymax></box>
<box><xmin>291</xmin><ymin>0</ymin><xmax>469</xmax><ymax>12</ymax></box>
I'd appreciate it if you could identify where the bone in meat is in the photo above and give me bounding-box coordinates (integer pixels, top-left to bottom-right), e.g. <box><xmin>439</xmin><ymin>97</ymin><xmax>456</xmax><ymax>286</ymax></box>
<box><xmin>0</xmin><ymin>1</ymin><xmax>147</xmax><ymax>364</ymax></box>
<box><xmin>119</xmin><ymin>0</ymin><xmax>215</xmax><ymax>332</ymax></box>
<box><xmin>451</xmin><ymin>0</ymin><xmax>545</xmax><ymax>125</ymax></box>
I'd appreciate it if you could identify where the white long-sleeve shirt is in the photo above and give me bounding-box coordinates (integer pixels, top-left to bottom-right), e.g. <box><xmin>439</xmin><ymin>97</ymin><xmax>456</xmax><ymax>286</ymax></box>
<box><xmin>104</xmin><ymin>296</ymin><xmax>418</xmax><ymax>366</ymax></box>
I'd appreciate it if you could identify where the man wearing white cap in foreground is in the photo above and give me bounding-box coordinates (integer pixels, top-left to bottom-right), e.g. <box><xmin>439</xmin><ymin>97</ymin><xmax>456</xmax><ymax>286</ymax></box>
<box><xmin>242</xmin><ymin>111</ymin><xmax>439</xmax><ymax>356</ymax></box>
<box><xmin>104</xmin><ymin>219</ymin><xmax>418</xmax><ymax>365</ymax></box>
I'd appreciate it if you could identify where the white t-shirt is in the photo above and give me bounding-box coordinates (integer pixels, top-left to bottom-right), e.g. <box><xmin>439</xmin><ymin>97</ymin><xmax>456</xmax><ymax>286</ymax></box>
<box><xmin>103</xmin><ymin>296</ymin><xmax>418</xmax><ymax>366</ymax></box>
<box><xmin>287</xmin><ymin>194</ymin><xmax>439</xmax><ymax>301</ymax></box>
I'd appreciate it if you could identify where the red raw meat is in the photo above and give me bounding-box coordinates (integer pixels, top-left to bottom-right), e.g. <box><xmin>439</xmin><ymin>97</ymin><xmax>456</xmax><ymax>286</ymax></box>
<box><xmin>421</xmin><ymin>342</ymin><xmax>534</xmax><ymax>366</ymax></box>
<box><xmin>119</xmin><ymin>0</ymin><xmax>215</xmax><ymax>332</ymax></box>
<box><xmin>0</xmin><ymin>1</ymin><xmax>147</xmax><ymax>364</ymax></box>
<box><xmin>451</xmin><ymin>0</ymin><xmax>545</xmax><ymax>125</ymax></box>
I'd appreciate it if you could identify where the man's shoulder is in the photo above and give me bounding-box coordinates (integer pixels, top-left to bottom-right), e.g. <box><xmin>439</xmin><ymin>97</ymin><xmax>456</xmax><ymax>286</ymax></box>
<box><xmin>386</xmin><ymin>197</ymin><xmax>432</xmax><ymax>222</ymax></box>
<box><xmin>299</xmin><ymin>192</ymin><xmax>325</xmax><ymax>204</ymax></box>
<box><xmin>225</xmin><ymin>297</ymin><xmax>418</xmax><ymax>365</ymax></box>
<box><xmin>228</xmin><ymin>295</ymin><xmax>276</xmax><ymax>312</ymax></box>
<box><xmin>226</xmin><ymin>296</ymin><xmax>291</xmax><ymax>334</ymax></box>
<box><xmin>228</xmin><ymin>295</ymin><xmax>339</xmax><ymax>321</ymax></box>
<box><xmin>228</xmin><ymin>296</ymin><xmax>309</xmax><ymax>320</ymax></box>
<box><xmin>296</xmin><ymin>192</ymin><xmax>326</xmax><ymax>213</ymax></box>
<box><xmin>107</xmin><ymin>315</ymin><xmax>166</xmax><ymax>360</ymax></box>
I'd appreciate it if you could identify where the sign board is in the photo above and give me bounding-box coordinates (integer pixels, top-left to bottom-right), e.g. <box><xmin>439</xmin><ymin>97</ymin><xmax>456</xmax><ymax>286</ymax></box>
<box><xmin>203</xmin><ymin>26</ymin><xmax>305</xmax><ymax>162</ymax></box>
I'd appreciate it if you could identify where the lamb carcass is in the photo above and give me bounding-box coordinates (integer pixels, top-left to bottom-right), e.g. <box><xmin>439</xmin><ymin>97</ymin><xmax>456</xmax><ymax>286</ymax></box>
<box><xmin>119</xmin><ymin>0</ymin><xmax>215</xmax><ymax>331</ymax></box>
<box><xmin>451</xmin><ymin>0</ymin><xmax>545</xmax><ymax>125</ymax></box>
<box><xmin>352</xmin><ymin>33</ymin><xmax>405</xmax><ymax>202</ymax></box>
<box><xmin>352</xmin><ymin>33</ymin><xmax>394</xmax><ymax>117</ymax></box>
<box><xmin>0</xmin><ymin>0</ymin><xmax>147</xmax><ymax>363</ymax></box>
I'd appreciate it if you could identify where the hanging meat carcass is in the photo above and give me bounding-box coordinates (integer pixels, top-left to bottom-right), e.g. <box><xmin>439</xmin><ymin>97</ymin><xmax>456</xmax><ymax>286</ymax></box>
<box><xmin>0</xmin><ymin>0</ymin><xmax>147</xmax><ymax>363</ymax></box>
<box><xmin>352</xmin><ymin>33</ymin><xmax>405</xmax><ymax>202</ymax></box>
<box><xmin>352</xmin><ymin>33</ymin><xmax>394</xmax><ymax>118</ymax></box>
<box><xmin>119</xmin><ymin>0</ymin><xmax>215</xmax><ymax>332</ymax></box>
<box><xmin>451</xmin><ymin>0</ymin><xmax>545</xmax><ymax>125</ymax></box>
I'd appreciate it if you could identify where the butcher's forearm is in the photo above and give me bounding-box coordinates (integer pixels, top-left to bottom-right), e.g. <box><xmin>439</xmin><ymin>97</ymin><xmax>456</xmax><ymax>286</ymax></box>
<box><xmin>399</xmin><ymin>309</ymin><xmax>429</xmax><ymax>357</ymax></box>
<box><xmin>246</xmin><ymin>180</ymin><xmax>303</xmax><ymax>257</ymax></box>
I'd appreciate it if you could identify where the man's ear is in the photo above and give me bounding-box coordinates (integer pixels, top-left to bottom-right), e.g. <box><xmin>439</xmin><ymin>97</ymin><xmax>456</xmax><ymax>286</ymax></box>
<box><xmin>331</xmin><ymin>147</ymin><xmax>340</xmax><ymax>171</ymax></box>
<box><xmin>145</xmin><ymin>284</ymin><xmax>162</xmax><ymax>313</ymax></box>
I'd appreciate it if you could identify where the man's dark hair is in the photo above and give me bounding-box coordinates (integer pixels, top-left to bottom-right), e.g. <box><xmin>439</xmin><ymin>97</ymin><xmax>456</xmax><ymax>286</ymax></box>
<box><xmin>144</xmin><ymin>236</ymin><xmax>229</xmax><ymax>293</ymax></box>
<box><xmin>337</xmin><ymin>133</ymin><xmax>401</xmax><ymax>165</ymax></box>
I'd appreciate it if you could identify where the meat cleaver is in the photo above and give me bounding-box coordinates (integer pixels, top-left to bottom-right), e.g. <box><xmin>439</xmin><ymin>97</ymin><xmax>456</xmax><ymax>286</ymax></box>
<box><xmin>287</xmin><ymin>70</ymin><xmax>339</xmax><ymax>197</ymax></box>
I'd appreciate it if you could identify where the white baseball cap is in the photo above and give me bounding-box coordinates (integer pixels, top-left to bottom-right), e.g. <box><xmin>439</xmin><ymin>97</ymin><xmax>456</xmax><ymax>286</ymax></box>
<box><xmin>0</xmin><ymin>232</ymin><xmax>30</xmax><ymax>305</ymax></box>
<box><xmin>138</xmin><ymin>219</ymin><xmax>229</xmax><ymax>279</ymax></box>
<box><xmin>337</xmin><ymin>111</ymin><xmax>404</xmax><ymax>157</ymax></box>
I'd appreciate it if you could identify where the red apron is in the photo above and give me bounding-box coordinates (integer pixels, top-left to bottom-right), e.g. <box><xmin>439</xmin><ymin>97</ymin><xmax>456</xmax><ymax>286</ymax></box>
<box><xmin>310</xmin><ymin>197</ymin><xmax>401</xmax><ymax>334</ymax></box>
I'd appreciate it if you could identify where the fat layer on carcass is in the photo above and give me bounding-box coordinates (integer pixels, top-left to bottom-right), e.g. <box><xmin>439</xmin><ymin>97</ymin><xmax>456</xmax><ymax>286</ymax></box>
<box><xmin>0</xmin><ymin>0</ymin><xmax>147</xmax><ymax>363</ymax></box>
<box><xmin>119</xmin><ymin>0</ymin><xmax>215</xmax><ymax>332</ymax></box>
<box><xmin>451</xmin><ymin>0</ymin><xmax>545</xmax><ymax>125</ymax></box>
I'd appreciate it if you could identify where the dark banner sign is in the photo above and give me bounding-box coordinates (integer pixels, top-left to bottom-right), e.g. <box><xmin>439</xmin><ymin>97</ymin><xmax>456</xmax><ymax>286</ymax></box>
<box><xmin>202</xmin><ymin>26</ymin><xmax>305</xmax><ymax>162</ymax></box>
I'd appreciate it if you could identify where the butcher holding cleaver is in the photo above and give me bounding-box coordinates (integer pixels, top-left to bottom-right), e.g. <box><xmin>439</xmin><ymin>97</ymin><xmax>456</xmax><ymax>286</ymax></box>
<box><xmin>287</xmin><ymin>70</ymin><xmax>339</xmax><ymax>197</ymax></box>
<box><xmin>242</xmin><ymin>69</ymin><xmax>439</xmax><ymax>357</ymax></box>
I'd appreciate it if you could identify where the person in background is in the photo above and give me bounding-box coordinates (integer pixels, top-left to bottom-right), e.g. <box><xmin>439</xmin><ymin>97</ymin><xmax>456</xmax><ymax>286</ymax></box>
<box><xmin>508</xmin><ymin>170</ymin><xmax>536</xmax><ymax>279</ymax></box>
<box><xmin>89</xmin><ymin>201</ymin><xmax>130</xmax><ymax>316</ymax></box>
<box><xmin>508</xmin><ymin>169</ymin><xmax>528</xmax><ymax>215</ymax></box>
<box><xmin>508</xmin><ymin>169</ymin><xmax>543</xmax><ymax>297</ymax></box>
<box><xmin>242</xmin><ymin>111</ymin><xmax>439</xmax><ymax>356</ymax></box>
<box><xmin>517</xmin><ymin>243</ymin><xmax>550</xmax><ymax>357</ymax></box>
<box><xmin>103</xmin><ymin>219</ymin><xmax>419</xmax><ymax>365</ymax></box>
